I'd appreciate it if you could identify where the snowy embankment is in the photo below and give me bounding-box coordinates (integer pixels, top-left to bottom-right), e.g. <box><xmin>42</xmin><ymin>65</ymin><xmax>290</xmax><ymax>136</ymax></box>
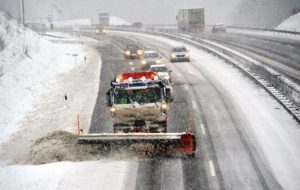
<box><xmin>0</xmin><ymin>13</ymin><xmax>99</xmax><ymax>143</ymax></box>
<box><xmin>276</xmin><ymin>12</ymin><xmax>300</xmax><ymax>32</ymax></box>
<box><xmin>0</xmin><ymin>11</ymin><xmax>102</xmax><ymax>165</ymax></box>
<box><xmin>0</xmin><ymin>12</ymin><xmax>97</xmax><ymax>144</ymax></box>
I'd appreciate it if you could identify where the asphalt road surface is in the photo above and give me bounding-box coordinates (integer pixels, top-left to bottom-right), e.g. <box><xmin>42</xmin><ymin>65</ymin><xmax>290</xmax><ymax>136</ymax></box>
<box><xmin>88</xmin><ymin>31</ymin><xmax>300</xmax><ymax>190</ymax></box>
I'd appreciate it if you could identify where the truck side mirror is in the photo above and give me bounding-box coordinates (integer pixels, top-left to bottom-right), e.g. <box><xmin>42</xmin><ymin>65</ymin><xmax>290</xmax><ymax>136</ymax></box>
<box><xmin>165</xmin><ymin>89</ymin><xmax>173</xmax><ymax>102</ymax></box>
<box><xmin>106</xmin><ymin>89</ymin><xmax>112</xmax><ymax>107</ymax></box>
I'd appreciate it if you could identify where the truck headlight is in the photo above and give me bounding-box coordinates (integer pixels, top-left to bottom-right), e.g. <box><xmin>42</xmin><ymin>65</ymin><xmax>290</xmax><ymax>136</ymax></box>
<box><xmin>137</xmin><ymin>49</ymin><xmax>143</xmax><ymax>55</ymax></box>
<box><xmin>125</xmin><ymin>50</ymin><xmax>130</xmax><ymax>55</ymax></box>
<box><xmin>185</xmin><ymin>52</ymin><xmax>190</xmax><ymax>57</ymax></box>
<box><xmin>161</xmin><ymin>103</ymin><xmax>167</xmax><ymax>110</ymax></box>
<box><xmin>164</xmin><ymin>75</ymin><xmax>170</xmax><ymax>80</ymax></box>
<box><xmin>141</xmin><ymin>59</ymin><xmax>147</xmax><ymax>65</ymax></box>
<box><xmin>156</xmin><ymin>127</ymin><xmax>165</xmax><ymax>133</ymax></box>
<box><xmin>110</xmin><ymin>107</ymin><xmax>116</xmax><ymax>112</ymax></box>
<box><xmin>171</xmin><ymin>53</ymin><xmax>176</xmax><ymax>58</ymax></box>
<box><xmin>155</xmin><ymin>59</ymin><xmax>161</xmax><ymax>64</ymax></box>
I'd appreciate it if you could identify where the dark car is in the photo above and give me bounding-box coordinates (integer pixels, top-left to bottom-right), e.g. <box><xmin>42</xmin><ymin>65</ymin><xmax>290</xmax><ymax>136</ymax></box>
<box><xmin>124</xmin><ymin>45</ymin><xmax>143</xmax><ymax>59</ymax></box>
<box><xmin>212</xmin><ymin>23</ymin><xmax>226</xmax><ymax>33</ymax></box>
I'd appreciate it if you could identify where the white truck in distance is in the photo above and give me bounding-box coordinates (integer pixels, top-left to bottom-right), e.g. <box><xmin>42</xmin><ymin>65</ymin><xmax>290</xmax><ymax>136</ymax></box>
<box><xmin>177</xmin><ymin>8</ymin><xmax>205</xmax><ymax>32</ymax></box>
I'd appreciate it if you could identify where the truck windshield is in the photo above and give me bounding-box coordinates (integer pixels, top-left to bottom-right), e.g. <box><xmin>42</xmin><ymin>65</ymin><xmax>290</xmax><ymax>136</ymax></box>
<box><xmin>172</xmin><ymin>47</ymin><xmax>187</xmax><ymax>52</ymax></box>
<box><xmin>127</xmin><ymin>45</ymin><xmax>138</xmax><ymax>51</ymax></box>
<box><xmin>144</xmin><ymin>53</ymin><xmax>159</xmax><ymax>58</ymax></box>
<box><xmin>150</xmin><ymin>67</ymin><xmax>167</xmax><ymax>72</ymax></box>
<box><xmin>114</xmin><ymin>87</ymin><xmax>161</xmax><ymax>104</ymax></box>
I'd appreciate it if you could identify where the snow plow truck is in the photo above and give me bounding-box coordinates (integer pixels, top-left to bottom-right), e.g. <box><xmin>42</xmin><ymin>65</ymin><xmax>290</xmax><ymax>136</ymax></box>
<box><xmin>78</xmin><ymin>72</ymin><xmax>196</xmax><ymax>156</ymax></box>
<box><xmin>107</xmin><ymin>71</ymin><xmax>171</xmax><ymax>133</ymax></box>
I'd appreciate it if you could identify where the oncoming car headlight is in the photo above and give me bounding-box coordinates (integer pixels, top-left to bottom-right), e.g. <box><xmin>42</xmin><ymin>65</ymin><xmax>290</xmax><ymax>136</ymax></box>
<box><xmin>171</xmin><ymin>53</ymin><xmax>176</xmax><ymax>58</ymax></box>
<box><xmin>185</xmin><ymin>52</ymin><xmax>190</xmax><ymax>57</ymax></box>
<box><xmin>125</xmin><ymin>50</ymin><xmax>130</xmax><ymax>55</ymax></box>
<box><xmin>155</xmin><ymin>59</ymin><xmax>162</xmax><ymax>64</ymax></box>
<box><xmin>141</xmin><ymin>59</ymin><xmax>147</xmax><ymax>65</ymax></box>
<box><xmin>164</xmin><ymin>75</ymin><xmax>170</xmax><ymax>80</ymax></box>
<box><xmin>137</xmin><ymin>49</ymin><xmax>143</xmax><ymax>55</ymax></box>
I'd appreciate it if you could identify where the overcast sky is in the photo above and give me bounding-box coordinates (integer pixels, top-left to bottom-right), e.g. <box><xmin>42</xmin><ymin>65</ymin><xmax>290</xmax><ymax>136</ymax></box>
<box><xmin>0</xmin><ymin>0</ymin><xmax>242</xmax><ymax>24</ymax></box>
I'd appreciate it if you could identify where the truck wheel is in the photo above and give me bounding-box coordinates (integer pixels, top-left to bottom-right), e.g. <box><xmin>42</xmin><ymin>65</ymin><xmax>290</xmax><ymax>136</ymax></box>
<box><xmin>113</xmin><ymin>128</ymin><xmax>119</xmax><ymax>133</ymax></box>
<box><xmin>113</xmin><ymin>125</ymin><xmax>123</xmax><ymax>133</ymax></box>
<box><xmin>164</xmin><ymin>126</ymin><xmax>167</xmax><ymax>132</ymax></box>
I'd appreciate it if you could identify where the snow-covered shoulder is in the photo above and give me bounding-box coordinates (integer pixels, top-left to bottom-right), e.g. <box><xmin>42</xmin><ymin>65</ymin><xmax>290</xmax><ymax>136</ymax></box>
<box><xmin>0</xmin><ymin>160</ymin><xmax>138</xmax><ymax>190</ymax></box>
<box><xmin>276</xmin><ymin>12</ymin><xmax>300</xmax><ymax>32</ymax></box>
<box><xmin>0</xmin><ymin>11</ymin><xmax>91</xmax><ymax>143</ymax></box>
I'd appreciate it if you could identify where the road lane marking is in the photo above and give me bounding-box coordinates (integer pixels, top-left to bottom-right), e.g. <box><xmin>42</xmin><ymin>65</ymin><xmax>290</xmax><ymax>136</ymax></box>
<box><xmin>184</xmin><ymin>84</ymin><xmax>189</xmax><ymax>90</ymax></box>
<box><xmin>200</xmin><ymin>123</ymin><xmax>206</xmax><ymax>135</ymax></box>
<box><xmin>174</xmin><ymin>72</ymin><xmax>183</xmax><ymax>78</ymax></box>
<box><xmin>188</xmin><ymin>70</ymin><xmax>196</xmax><ymax>75</ymax></box>
<box><xmin>209</xmin><ymin>160</ymin><xmax>216</xmax><ymax>177</ymax></box>
<box><xmin>192</xmin><ymin>100</ymin><xmax>197</xmax><ymax>110</ymax></box>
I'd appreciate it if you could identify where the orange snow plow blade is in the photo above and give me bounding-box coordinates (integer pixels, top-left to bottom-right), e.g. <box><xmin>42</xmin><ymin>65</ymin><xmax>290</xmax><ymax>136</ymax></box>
<box><xmin>78</xmin><ymin>132</ymin><xmax>196</xmax><ymax>156</ymax></box>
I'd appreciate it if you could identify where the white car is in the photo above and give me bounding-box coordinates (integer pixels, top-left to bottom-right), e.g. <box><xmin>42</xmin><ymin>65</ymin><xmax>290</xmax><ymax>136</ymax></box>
<box><xmin>170</xmin><ymin>46</ymin><xmax>190</xmax><ymax>62</ymax></box>
<box><xmin>140</xmin><ymin>50</ymin><xmax>163</xmax><ymax>69</ymax></box>
<box><xmin>149</xmin><ymin>64</ymin><xmax>172</xmax><ymax>81</ymax></box>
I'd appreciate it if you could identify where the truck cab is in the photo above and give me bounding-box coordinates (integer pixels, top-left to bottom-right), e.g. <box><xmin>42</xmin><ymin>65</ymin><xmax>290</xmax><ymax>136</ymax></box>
<box><xmin>106</xmin><ymin>72</ymin><xmax>172</xmax><ymax>133</ymax></box>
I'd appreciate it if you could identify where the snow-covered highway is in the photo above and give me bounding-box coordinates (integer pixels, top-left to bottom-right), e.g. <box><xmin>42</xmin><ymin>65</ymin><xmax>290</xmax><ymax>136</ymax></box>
<box><xmin>1</xmin><ymin>28</ymin><xmax>300</xmax><ymax>190</ymax></box>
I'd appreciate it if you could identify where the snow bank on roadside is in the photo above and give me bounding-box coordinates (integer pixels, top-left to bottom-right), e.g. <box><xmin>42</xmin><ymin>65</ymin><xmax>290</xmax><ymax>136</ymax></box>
<box><xmin>0</xmin><ymin>160</ymin><xmax>138</xmax><ymax>190</ymax></box>
<box><xmin>0</xmin><ymin>12</ymin><xmax>85</xmax><ymax>143</ymax></box>
<box><xmin>0</xmin><ymin>34</ymin><xmax>101</xmax><ymax>164</ymax></box>
<box><xmin>276</xmin><ymin>12</ymin><xmax>300</xmax><ymax>32</ymax></box>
